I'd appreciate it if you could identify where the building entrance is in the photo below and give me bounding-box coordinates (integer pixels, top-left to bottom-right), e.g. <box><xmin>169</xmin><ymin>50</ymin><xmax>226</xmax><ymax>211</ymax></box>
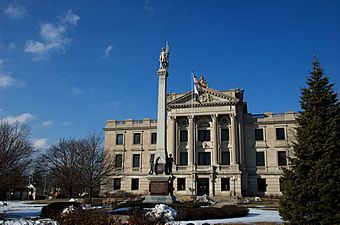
<box><xmin>197</xmin><ymin>178</ymin><xmax>209</xmax><ymax>196</ymax></box>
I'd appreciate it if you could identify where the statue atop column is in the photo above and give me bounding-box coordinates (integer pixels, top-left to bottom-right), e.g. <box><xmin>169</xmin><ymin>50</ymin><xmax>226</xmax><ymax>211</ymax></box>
<box><xmin>159</xmin><ymin>42</ymin><xmax>170</xmax><ymax>70</ymax></box>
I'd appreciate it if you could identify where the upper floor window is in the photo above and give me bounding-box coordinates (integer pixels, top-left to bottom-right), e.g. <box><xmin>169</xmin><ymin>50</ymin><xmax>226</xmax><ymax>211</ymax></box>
<box><xmin>132</xmin><ymin>154</ymin><xmax>140</xmax><ymax>168</ymax></box>
<box><xmin>133</xmin><ymin>133</ymin><xmax>141</xmax><ymax>144</ymax></box>
<box><xmin>198</xmin><ymin>130</ymin><xmax>210</xmax><ymax>142</ymax></box>
<box><xmin>221</xmin><ymin>151</ymin><xmax>230</xmax><ymax>165</ymax></box>
<box><xmin>278</xmin><ymin>151</ymin><xmax>287</xmax><ymax>166</ymax></box>
<box><xmin>255</xmin><ymin>128</ymin><xmax>264</xmax><ymax>141</ymax></box>
<box><xmin>116</xmin><ymin>134</ymin><xmax>124</xmax><ymax>145</ymax></box>
<box><xmin>198</xmin><ymin>152</ymin><xmax>211</xmax><ymax>165</ymax></box>
<box><xmin>151</xmin><ymin>132</ymin><xmax>157</xmax><ymax>144</ymax></box>
<box><xmin>115</xmin><ymin>154</ymin><xmax>123</xmax><ymax>168</ymax></box>
<box><xmin>276</xmin><ymin>128</ymin><xmax>285</xmax><ymax>140</ymax></box>
<box><xmin>180</xmin><ymin>130</ymin><xmax>188</xmax><ymax>142</ymax></box>
<box><xmin>256</xmin><ymin>152</ymin><xmax>265</xmax><ymax>166</ymax></box>
<box><xmin>180</xmin><ymin>152</ymin><xmax>188</xmax><ymax>165</ymax></box>
<box><xmin>221</xmin><ymin>128</ymin><xmax>229</xmax><ymax>142</ymax></box>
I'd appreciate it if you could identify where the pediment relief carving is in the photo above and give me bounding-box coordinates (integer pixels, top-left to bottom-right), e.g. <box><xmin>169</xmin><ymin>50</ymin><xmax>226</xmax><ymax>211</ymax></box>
<box><xmin>167</xmin><ymin>88</ymin><xmax>239</xmax><ymax>109</ymax></box>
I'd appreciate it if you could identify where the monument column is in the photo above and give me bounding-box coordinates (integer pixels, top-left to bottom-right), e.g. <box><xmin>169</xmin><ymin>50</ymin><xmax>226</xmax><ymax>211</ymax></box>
<box><xmin>211</xmin><ymin>114</ymin><xmax>218</xmax><ymax>165</ymax></box>
<box><xmin>144</xmin><ymin>42</ymin><xmax>175</xmax><ymax>204</ymax></box>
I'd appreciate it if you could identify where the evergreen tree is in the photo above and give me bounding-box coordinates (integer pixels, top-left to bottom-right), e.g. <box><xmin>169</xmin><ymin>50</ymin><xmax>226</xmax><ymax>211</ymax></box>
<box><xmin>279</xmin><ymin>58</ymin><xmax>340</xmax><ymax>224</ymax></box>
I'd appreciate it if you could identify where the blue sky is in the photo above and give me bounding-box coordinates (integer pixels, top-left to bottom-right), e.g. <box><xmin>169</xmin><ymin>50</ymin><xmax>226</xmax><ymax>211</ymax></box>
<box><xmin>0</xmin><ymin>0</ymin><xmax>339</xmax><ymax>149</ymax></box>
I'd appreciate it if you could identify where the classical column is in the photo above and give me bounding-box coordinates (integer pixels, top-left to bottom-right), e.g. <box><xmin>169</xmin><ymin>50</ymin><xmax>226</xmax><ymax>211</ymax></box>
<box><xmin>188</xmin><ymin>115</ymin><xmax>194</xmax><ymax>166</ymax></box>
<box><xmin>230</xmin><ymin>114</ymin><xmax>237</xmax><ymax>165</ymax></box>
<box><xmin>168</xmin><ymin>116</ymin><xmax>176</xmax><ymax>164</ymax></box>
<box><xmin>211</xmin><ymin>114</ymin><xmax>218</xmax><ymax>165</ymax></box>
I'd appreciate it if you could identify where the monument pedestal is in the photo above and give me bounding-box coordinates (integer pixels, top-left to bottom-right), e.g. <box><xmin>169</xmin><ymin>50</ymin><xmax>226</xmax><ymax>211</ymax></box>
<box><xmin>143</xmin><ymin>175</ymin><xmax>176</xmax><ymax>204</ymax></box>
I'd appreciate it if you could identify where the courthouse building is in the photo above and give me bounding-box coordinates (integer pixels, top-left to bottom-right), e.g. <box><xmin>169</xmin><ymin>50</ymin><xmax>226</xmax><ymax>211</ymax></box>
<box><xmin>102</xmin><ymin>80</ymin><xmax>297</xmax><ymax>200</ymax></box>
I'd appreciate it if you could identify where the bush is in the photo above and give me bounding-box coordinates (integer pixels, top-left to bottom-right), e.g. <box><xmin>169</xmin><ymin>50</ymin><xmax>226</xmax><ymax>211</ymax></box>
<box><xmin>56</xmin><ymin>209</ymin><xmax>122</xmax><ymax>225</ymax></box>
<box><xmin>128</xmin><ymin>209</ymin><xmax>166</xmax><ymax>225</ymax></box>
<box><xmin>176</xmin><ymin>205</ymin><xmax>249</xmax><ymax>221</ymax></box>
<box><xmin>41</xmin><ymin>201</ymin><xmax>82</xmax><ymax>219</ymax></box>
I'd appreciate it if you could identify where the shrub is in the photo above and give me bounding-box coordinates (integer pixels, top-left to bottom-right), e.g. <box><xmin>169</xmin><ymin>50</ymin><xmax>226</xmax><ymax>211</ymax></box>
<box><xmin>56</xmin><ymin>209</ymin><xmax>122</xmax><ymax>225</ymax></box>
<box><xmin>176</xmin><ymin>205</ymin><xmax>249</xmax><ymax>221</ymax></box>
<box><xmin>41</xmin><ymin>201</ymin><xmax>82</xmax><ymax>219</ymax></box>
<box><xmin>128</xmin><ymin>209</ymin><xmax>166</xmax><ymax>225</ymax></box>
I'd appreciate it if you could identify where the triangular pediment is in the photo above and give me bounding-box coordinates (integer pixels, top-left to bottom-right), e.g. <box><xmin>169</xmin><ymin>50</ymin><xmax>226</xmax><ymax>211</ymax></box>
<box><xmin>167</xmin><ymin>87</ymin><xmax>239</xmax><ymax>109</ymax></box>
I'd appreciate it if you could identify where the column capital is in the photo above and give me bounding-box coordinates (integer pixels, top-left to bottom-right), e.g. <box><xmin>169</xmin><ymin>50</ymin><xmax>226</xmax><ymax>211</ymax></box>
<box><xmin>187</xmin><ymin>115</ymin><xmax>194</xmax><ymax>121</ymax></box>
<box><xmin>211</xmin><ymin>114</ymin><xmax>218</xmax><ymax>120</ymax></box>
<box><xmin>169</xmin><ymin>115</ymin><xmax>176</xmax><ymax>121</ymax></box>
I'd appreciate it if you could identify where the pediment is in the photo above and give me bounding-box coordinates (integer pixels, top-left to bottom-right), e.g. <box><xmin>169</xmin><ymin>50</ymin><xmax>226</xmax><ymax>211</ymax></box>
<box><xmin>167</xmin><ymin>88</ymin><xmax>239</xmax><ymax>109</ymax></box>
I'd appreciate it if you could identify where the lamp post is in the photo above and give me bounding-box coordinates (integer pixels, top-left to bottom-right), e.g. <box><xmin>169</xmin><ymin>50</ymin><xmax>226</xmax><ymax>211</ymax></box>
<box><xmin>231</xmin><ymin>176</ymin><xmax>237</xmax><ymax>197</ymax></box>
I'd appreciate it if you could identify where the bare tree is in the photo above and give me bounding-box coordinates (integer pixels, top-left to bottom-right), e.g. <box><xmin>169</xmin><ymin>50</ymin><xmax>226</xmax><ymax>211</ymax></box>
<box><xmin>44</xmin><ymin>139</ymin><xmax>82</xmax><ymax>198</ymax></box>
<box><xmin>0</xmin><ymin>122</ymin><xmax>35</xmax><ymax>198</ymax></box>
<box><xmin>78</xmin><ymin>134</ymin><xmax>118</xmax><ymax>199</ymax></box>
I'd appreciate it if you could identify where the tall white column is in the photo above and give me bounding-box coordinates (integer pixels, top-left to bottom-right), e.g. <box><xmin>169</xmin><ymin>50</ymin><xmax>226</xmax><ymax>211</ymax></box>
<box><xmin>230</xmin><ymin>114</ymin><xmax>237</xmax><ymax>165</ymax></box>
<box><xmin>154</xmin><ymin>69</ymin><xmax>168</xmax><ymax>166</ymax></box>
<box><xmin>188</xmin><ymin>115</ymin><xmax>194</xmax><ymax>166</ymax></box>
<box><xmin>211</xmin><ymin>114</ymin><xmax>218</xmax><ymax>165</ymax></box>
<box><xmin>168</xmin><ymin>116</ymin><xmax>176</xmax><ymax>163</ymax></box>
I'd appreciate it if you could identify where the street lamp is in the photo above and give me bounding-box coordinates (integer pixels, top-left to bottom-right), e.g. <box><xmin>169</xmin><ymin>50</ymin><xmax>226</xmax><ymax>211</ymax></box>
<box><xmin>231</xmin><ymin>176</ymin><xmax>237</xmax><ymax>197</ymax></box>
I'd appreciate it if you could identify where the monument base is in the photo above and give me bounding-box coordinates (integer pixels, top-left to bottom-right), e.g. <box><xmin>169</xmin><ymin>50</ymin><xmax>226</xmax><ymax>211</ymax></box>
<box><xmin>143</xmin><ymin>195</ymin><xmax>176</xmax><ymax>204</ymax></box>
<box><xmin>143</xmin><ymin>175</ymin><xmax>176</xmax><ymax>204</ymax></box>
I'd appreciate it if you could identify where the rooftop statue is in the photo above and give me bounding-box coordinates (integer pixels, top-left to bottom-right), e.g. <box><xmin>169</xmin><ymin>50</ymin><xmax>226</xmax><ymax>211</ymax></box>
<box><xmin>159</xmin><ymin>42</ymin><xmax>170</xmax><ymax>70</ymax></box>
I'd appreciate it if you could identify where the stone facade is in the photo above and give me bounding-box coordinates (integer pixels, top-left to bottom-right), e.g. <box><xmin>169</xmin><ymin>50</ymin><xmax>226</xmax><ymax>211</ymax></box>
<box><xmin>102</xmin><ymin>87</ymin><xmax>297</xmax><ymax>200</ymax></box>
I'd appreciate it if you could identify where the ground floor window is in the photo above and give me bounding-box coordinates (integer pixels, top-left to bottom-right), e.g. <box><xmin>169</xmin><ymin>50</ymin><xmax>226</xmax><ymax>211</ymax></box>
<box><xmin>221</xmin><ymin>178</ymin><xmax>230</xmax><ymax>191</ymax></box>
<box><xmin>131</xmin><ymin>178</ymin><xmax>139</xmax><ymax>190</ymax></box>
<box><xmin>177</xmin><ymin>178</ymin><xmax>186</xmax><ymax>191</ymax></box>
<box><xmin>113</xmin><ymin>178</ymin><xmax>121</xmax><ymax>190</ymax></box>
<box><xmin>257</xmin><ymin>178</ymin><xmax>267</xmax><ymax>192</ymax></box>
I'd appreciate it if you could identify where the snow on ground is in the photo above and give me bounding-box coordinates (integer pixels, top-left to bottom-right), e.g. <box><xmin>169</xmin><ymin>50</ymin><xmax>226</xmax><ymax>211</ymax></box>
<box><xmin>0</xmin><ymin>201</ymin><xmax>47</xmax><ymax>219</ymax></box>
<box><xmin>168</xmin><ymin>208</ymin><xmax>282</xmax><ymax>225</ymax></box>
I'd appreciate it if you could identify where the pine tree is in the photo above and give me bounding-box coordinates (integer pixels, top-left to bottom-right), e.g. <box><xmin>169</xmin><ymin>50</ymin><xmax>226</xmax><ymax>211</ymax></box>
<box><xmin>279</xmin><ymin>58</ymin><xmax>340</xmax><ymax>224</ymax></box>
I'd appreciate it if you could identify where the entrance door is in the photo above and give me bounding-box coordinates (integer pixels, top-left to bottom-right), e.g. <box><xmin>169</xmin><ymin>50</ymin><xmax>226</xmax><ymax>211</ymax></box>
<box><xmin>197</xmin><ymin>178</ymin><xmax>209</xmax><ymax>196</ymax></box>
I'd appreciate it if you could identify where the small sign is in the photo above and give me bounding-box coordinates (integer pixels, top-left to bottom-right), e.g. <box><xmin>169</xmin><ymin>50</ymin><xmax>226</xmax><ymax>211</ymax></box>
<box><xmin>150</xmin><ymin>181</ymin><xmax>168</xmax><ymax>195</ymax></box>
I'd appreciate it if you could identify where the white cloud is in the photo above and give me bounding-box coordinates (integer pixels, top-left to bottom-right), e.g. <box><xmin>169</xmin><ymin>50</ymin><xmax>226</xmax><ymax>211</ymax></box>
<box><xmin>61</xmin><ymin>122</ymin><xmax>71</xmax><ymax>126</ymax></box>
<box><xmin>72</xmin><ymin>86</ymin><xmax>83</xmax><ymax>94</ymax></box>
<box><xmin>1</xmin><ymin>113</ymin><xmax>34</xmax><ymax>124</ymax></box>
<box><xmin>24</xmin><ymin>10</ymin><xmax>80</xmax><ymax>61</ymax></box>
<box><xmin>42</xmin><ymin>120</ymin><xmax>53</xmax><ymax>126</ymax></box>
<box><xmin>103</xmin><ymin>45</ymin><xmax>113</xmax><ymax>58</ymax></box>
<box><xmin>144</xmin><ymin>0</ymin><xmax>154</xmax><ymax>14</ymax></box>
<box><xmin>0</xmin><ymin>59</ymin><xmax>24</xmax><ymax>88</ymax></box>
<box><xmin>33</xmin><ymin>138</ymin><xmax>49</xmax><ymax>149</ymax></box>
<box><xmin>4</xmin><ymin>4</ymin><xmax>27</xmax><ymax>19</ymax></box>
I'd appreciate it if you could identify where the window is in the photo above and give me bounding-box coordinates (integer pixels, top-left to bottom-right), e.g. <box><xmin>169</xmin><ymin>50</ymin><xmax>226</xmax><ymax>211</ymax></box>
<box><xmin>257</xmin><ymin>178</ymin><xmax>267</xmax><ymax>192</ymax></box>
<box><xmin>133</xmin><ymin>133</ymin><xmax>141</xmax><ymax>144</ymax></box>
<box><xmin>198</xmin><ymin>152</ymin><xmax>211</xmax><ymax>165</ymax></box>
<box><xmin>151</xmin><ymin>132</ymin><xmax>157</xmax><ymax>144</ymax></box>
<box><xmin>116</xmin><ymin>134</ymin><xmax>124</xmax><ymax>145</ymax></box>
<box><xmin>255</xmin><ymin>128</ymin><xmax>264</xmax><ymax>141</ymax></box>
<box><xmin>221</xmin><ymin>128</ymin><xmax>229</xmax><ymax>141</ymax></box>
<box><xmin>278</xmin><ymin>151</ymin><xmax>287</xmax><ymax>166</ymax></box>
<box><xmin>221</xmin><ymin>178</ymin><xmax>230</xmax><ymax>191</ymax></box>
<box><xmin>256</xmin><ymin>152</ymin><xmax>265</xmax><ymax>166</ymax></box>
<box><xmin>279</xmin><ymin>177</ymin><xmax>284</xmax><ymax>192</ymax></box>
<box><xmin>132</xmin><ymin>154</ymin><xmax>140</xmax><ymax>168</ymax></box>
<box><xmin>198</xmin><ymin>130</ymin><xmax>210</xmax><ymax>142</ymax></box>
<box><xmin>179</xmin><ymin>152</ymin><xmax>188</xmax><ymax>165</ymax></box>
<box><xmin>180</xmin><ymin>130</ymin><xmax>188</xmax><ymax>142</ymax></box>
<box><xmin>221</xmin><ymin>151</ymin><xmax>230</xmax><ymax>165</ymax></box>
<box><xmin>276</xmin><ymin>128</ymin><xmax>285</xmax><ymax>140</ymax></box>
<box><xmin>113</xmin><ymin>178</ymin><xmax>121</xmax><ymax>190</ymax></box>
<box><xmin>177</xmin><ymin>178</ymin><xmax>186</xmax><ymax>191</ymax></box>
<box><xmin>115</xmin><ymin>154</ymin><xmax>122</xmax><ymax>168</ymax></box>
<box><xmin>131</xmin><ymin>178</ymin><xmax>139</xmax><ymax>190</ymax></box>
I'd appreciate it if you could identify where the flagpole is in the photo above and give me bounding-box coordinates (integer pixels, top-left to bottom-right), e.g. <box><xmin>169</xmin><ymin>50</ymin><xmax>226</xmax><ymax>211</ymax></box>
<box><xmin>191</xmin><ymin>71</ymin><xmax>195</xmax><ymax>200</ymax></box>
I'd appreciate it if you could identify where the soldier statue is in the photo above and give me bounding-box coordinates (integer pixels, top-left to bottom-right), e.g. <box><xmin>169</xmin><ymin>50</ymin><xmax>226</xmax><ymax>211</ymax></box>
<box><xmin>159</xmin><ymin>42</ymin><xmax>170</xmax><ymax>70</ymax></box>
